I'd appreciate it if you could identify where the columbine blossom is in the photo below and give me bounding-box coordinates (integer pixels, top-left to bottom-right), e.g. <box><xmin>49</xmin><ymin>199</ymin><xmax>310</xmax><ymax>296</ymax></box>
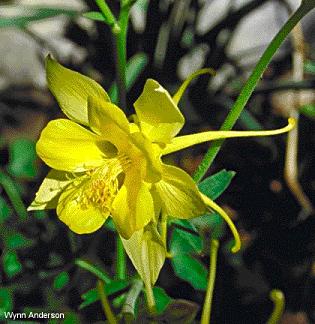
<box><xmin>29</xmin><ymin>56</ymin><xmax>294</xmax><ymax>252</ymax></box>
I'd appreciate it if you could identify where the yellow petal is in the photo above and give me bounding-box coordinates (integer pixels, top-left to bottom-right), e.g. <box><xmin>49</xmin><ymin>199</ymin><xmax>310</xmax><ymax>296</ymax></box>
<box><xmin>46</xmin><ymin>55</ymin><xmax>110</xmax><ymax>125</ymax></box>
<box><xmin>129</xmin><ymin>132</ymin><xmax>162</xmax><ymax>183</ymax></box>
<box><xmin>134</xmin><ymin>79</ymin><xmax>185</xmax><ymax>144</ymax></box>
<box><xmin>88</xmin><ymin>96</ymin><xmax>162</xmax><ymax>183</ymax></box>
<box><xmin>111</xmin><ymin>169</ymin><xmax>154</xmax><ymax>239</ymax></box>
<box><xmin>155</xmin><ymin>164</ymin><xmax>207</xmax><ymax>219</ymax></box>
<box><xmin>28</xmin><ymin>170</ymin><xmax>74</xmax><ymax>211</ymax></box>
<box><xmin>163</xmin><ymin>118</ymin><xmax>295</xmax><ymax>155</ymax></box>
<box><xmin>57</xmin><ymin>182</ymin><xmax>108</xmax><ymax>234</ymax></box>
<box><xmin>121</xmin><ymin>225</ymin><xmax>166</xmax><ymax>285</ymax></box>
<box><xmin>202</xmin><ymin>194</ymin><xmax>241</xmax><ymax>253</ymax></box>
<box><xmin>172</xmin><ymin>68</ymin><xmax>216</xmax><ymax>105</ymax></box>
<box><xmin>37</xmin><ymin>119</ymin><xmax>116</xmax><ymax>172</ymax></box>
<box><xmin>88</xmin><ymin>96</ymin><xmax>131</xmax><ymax>148</ymax></box>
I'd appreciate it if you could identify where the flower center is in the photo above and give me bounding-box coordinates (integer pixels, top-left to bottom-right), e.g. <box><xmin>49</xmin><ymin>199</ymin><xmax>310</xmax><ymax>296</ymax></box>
<box><xmin>80</xmin><ymin>155</ymin><xmax>130</xmax><ymax>213</ymax></box>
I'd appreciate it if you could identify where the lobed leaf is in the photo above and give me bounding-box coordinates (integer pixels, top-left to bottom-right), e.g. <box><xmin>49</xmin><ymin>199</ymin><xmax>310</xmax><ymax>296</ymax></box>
<box><xmin>198</xmin><ymin>169</ymin><xmax>236</xmax><ymax>200</ymax></box>
<box><xmin>171</xmin><ymin>254</ymin><xmax>208</xmax><ymax>290</ymax></box>
<box><xmin>153</xmin><ymin>287</ymin><xmax>172</xmax><ymax>314</ymax></box>
<box><xmin>79</xmin><ymin>279</ymin><xmax>130</xmax><ymax>309</ymax></box>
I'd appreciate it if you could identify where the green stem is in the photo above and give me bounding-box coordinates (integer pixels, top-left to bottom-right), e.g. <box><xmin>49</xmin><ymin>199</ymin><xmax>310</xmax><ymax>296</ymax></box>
<box><xmin>116</xmin><ymin>237</ymin><xmax>127</xmax><ymax>280</ymax></box>
<box><xmin>96</xmin><ymin>280</ymin><xmax>118</xmax><ymax>324</ymax></box>
<box><xmin>113</xmin><ymin>6</ymin><xmax>130</xmax><ymax>112</ymax></box>
<box><xmin>193</xmin><ymin>1</ymin><xmax>315</xmax><ymax>182</ymax></box>
<box><xmin>0</xmin><ymin>171</ymin><xmax>27</xmax><ymax>220</ymax></box>
<box><xmin>267</xmin><ymin>289</ymin><xmax>285</xmax><ymax>324</ymax></box>
<box><xmin>144</xmin><ymin>279</ymin><xmax>156</xmax><ymax>316</ymax></box>
<box><xmin>95</xmin><ymin>0</ymin><xmax>119</xmax><ymax>30</ymax></box>
<box><xmin>201</xmin><ymin>239</ymin><xmax>219</xmax><ymax>324</ymax></box>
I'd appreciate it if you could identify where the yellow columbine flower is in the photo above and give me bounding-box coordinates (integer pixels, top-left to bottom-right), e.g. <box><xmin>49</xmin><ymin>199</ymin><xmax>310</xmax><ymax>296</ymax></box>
<box><xmin>28</xmin><ymin>56</ymin><xmax>295</xmax><ymax>251</ymax></box>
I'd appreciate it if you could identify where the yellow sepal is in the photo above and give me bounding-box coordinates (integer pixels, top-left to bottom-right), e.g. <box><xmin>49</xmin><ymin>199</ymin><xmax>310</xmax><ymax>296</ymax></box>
<box><xmin>36</xmin><ymin>119</ymin><xmax>114</xmax><ymax>172</ymax></box>
<box><xmin>46</xmin><ymin>55</ymin><xmax>110</xmax><ymax>125</ymax></box>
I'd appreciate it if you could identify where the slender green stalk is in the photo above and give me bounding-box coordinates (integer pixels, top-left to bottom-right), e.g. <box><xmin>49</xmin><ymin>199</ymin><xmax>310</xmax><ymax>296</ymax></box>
<box><xmin>0</xmin><ymin>171</ymin><xmax>27</xmax><ymax>220</ymax></box>
<box><xmin>201</xmin><ymin>239</ymin><xmax>219</xmax><ymax>324</ymax></box>
<box><xmin>95</xmin><ymin>0</ymin><xmax>119</xmax><ymax>30</ymax></box>
<box><xmin>75</xmin><ymin>259</ymin><xmax>111</xmax><ymax>284</ymax></box>
<box><xmin>267</xmin><ymin>289</ymin><xmax>285</xmax><ymax>324</ymax></box>
<box><xmin>116</xmin><ymin>237</ymin><xmax>127</xmax><ymax>280</ymax></box>
<box><xmin>113</xmin><ymin>5</ymin><xmax>130</xmax><ymax>112</ymax></box>
<box><xmin>96</xmin><ymin>0</ymin><xmax>132</xmax><ymax>281</ymax></box>
<box><xmin>97</xmin><ymin>280</ymin><xmax>118</xmax><ymax>324</ymax></box>
<box><xmin>193</xmin><ymin>1</ymin><xmax>315</xmax><ymax>182</ymax></box>
<box><xmin>144</xmin><ymin>279</ymin><xmax>156</xmax><ymax>316</ymax></box>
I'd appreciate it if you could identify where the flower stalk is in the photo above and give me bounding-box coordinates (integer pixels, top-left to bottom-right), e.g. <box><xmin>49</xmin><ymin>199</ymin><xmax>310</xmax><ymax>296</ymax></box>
<box><xmin>144</xmin><ymin>279</ymin><xmax>156</xmax><ymax>316</ymax></box>
<box><xmin>267</xmin><ymin>289</ymin><xmax>285</xmax><ymax>324</ymax></box>
<box><xmin>193</xmin><ymin>0</ymin><xmax>315</xmax><ymax>182</ymax></box>
<box><xmin>96</xmin><ymin>280</ymin><xmax>118</xmax><ymax>324</ymax></box>
<box><xmin>201</xmin><ymin>239</ymin><xmax>219</xmax><ymax>324</ymax></box>
<box><xmin>116</xmin><ymin>236</ymin><xmax>127</xmax><ymax>280</ymax></box>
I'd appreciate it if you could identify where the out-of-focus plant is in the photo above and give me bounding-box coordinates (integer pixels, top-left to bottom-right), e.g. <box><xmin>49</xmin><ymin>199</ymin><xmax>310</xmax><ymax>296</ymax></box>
<box><xmin>0</xmin><ymin>6</ymin><xmax>78</xmax><ymax>29</ymax></box>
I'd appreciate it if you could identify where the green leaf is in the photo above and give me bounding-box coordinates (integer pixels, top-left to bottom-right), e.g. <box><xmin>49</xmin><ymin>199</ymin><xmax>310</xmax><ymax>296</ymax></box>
<box><xmin>53</xmin><ymin>271</ymin><xmax>70</xmax><ymax>290</ymax></box>
<box><xmin>0</xmin><ymin>6</ymin><xmax>78</xmax><ymax>28</ymax></box>
<box><xmin>80</xmin><ymin>279</ymin><xmax>130</xmax><ymax>309</ymax></box>
<box><xmin>0</xmin><ymin>288</ymin><xmax>13</xmax><ymax>320</ymax></box>
<box><xmin>153</xmin><ymin>287</ymin><xmax>172</xmax><ymax>314</ymax></box>
<box><xmin>112</xmin><ymin>293</ymin><xmax>126</xmax><ymax>308</ymax></box>
<box><xmin>170</xmin><ymin>227</ymin><xmax>202</xmax><ymax>256</ymax></box>
<box><xmin>198</xmin><ymin>169</ymin><xmax>236</xmax><ymax>200</ymax></box>
<box><xmin>109</xmin><ymin>53</ymin><xmax>148</xmax><ymax>103</ymax></box>
<box><xmin>82</xmin><ymin>11</ymin><xmax>107</xmax><ymax>23</ymax></box>
<box><xmin>170</xmin><ymin>219</ymin><xmax>197</xmax><ymax>233</ymax></box>
<box><xmin>7</xmin><ymin>139</ymin><xmax>37</xmax><ymax>178</ymax></box>
<box><xmin>0</xmin><ymin>196</ymin><xmax>11</xmax><ymax>223</ymax></box>
<box><xmin>5</xmin><ymin>233</ymin><xmax>34</xmax><ymax>250</ymax></box>
<box><xmin>3</xmin><ymin>250</ymin><xmax>23</xmax><ymax>278</ymax></box>
<box><xmin>171</xmin><ymin>254</ymin><xmax>208</xmax><ymax>290</ymax></box>
<box><xmin>300</xmin><ymin>104</ymin><xmax>315</xmax><ymax>119</ymax></box>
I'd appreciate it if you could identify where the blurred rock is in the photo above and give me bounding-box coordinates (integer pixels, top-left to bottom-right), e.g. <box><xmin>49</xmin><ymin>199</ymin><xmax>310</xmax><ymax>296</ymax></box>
<box><xmin>0</xmin><ymin>0</ymin><xmax>87</xmax><ymax>90</ymax></box>
<box><xmin>197</xmin><ymin>0</ymin><xmax>315</xmax><ymax>67</ymax></box>
<box><xmin>281</xmin><ymin>312</ymin><xmax>310</xmax><ymax>324</ymax></box>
